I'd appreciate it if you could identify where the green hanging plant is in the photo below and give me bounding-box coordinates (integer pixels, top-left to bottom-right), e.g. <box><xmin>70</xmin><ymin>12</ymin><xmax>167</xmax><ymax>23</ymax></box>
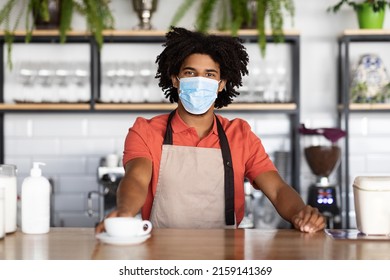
<box><xmin>327</xmin><ymin>1</ymin><xmax>390</xmax><ymax>29</ymax></box>
<box><xmin>61</xmin><ymin>0</ymin><xmax>115</xmax><ymax>49</ymax></box>
<box><xmin>170</xmin><ymin>0</ymin><xmax>295</xmax><ymax>57</ymax></box>
<box><xmin>327</xmin><ymin>0</ymin><xmax>390</xmax><ymax>13</ymax></box>
<box><xmin>0</xmin><ymin>0</ymin><xmax>115</xmax><ymax>70</ymax></box>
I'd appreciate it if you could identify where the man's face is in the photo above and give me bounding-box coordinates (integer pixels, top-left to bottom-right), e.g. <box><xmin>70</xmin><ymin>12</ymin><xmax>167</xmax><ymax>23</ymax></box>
<box><xmin>171</xmin><ymin>53</ymin><xmax>226</xmax><ymax>92</ymax></box>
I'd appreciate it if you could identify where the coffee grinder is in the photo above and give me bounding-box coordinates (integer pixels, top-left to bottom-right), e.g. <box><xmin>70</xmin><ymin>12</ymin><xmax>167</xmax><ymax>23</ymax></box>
<box><xmin>299</xmin><ymin>124</ymin><xmax>346</xmax><ymax>229</ymax></box>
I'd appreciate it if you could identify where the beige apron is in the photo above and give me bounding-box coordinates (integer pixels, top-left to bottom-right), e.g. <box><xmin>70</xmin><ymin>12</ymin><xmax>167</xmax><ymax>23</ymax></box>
<box><xmin>150</xmin><ymin>110</ymin><xmax>235</xmax><ymax>229</ymax></box>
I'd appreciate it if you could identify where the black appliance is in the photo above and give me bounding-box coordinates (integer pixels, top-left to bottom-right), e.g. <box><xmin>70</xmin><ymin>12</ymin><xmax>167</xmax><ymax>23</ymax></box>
<box><xmin>304</xmin><ymin>145</ymin><xmax>342</xmax><ymax>229</ymax></box>
<box><xmin>87</xmin><ymin>166</ymin><xmax>124</xmax><ymax>221</ymax></box>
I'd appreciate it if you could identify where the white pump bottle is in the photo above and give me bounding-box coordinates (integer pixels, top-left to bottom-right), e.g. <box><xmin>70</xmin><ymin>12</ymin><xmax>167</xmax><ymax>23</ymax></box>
<box><xmin>21</xmin><ymin>162</ymin><xmax>51</xmax><ymax>234</ymax></box>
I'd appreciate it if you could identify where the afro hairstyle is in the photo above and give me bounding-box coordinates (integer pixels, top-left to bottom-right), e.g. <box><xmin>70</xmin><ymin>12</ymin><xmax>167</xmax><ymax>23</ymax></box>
<box><xmin>155</xmin><ymin>26</ymin><xmax>249</xmax><ymax>108</ymax></box>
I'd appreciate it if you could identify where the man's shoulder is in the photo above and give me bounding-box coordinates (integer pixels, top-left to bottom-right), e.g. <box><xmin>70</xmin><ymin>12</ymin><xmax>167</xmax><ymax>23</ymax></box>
<box><xmin>133</xmin><ymin>113</ymin><xmax>169</xmax><ymax>128</ymax></box>
<box><xmin>216</xmin><ymin>114</ymin><xmax>252</xmax><ymax>131</ymax></box>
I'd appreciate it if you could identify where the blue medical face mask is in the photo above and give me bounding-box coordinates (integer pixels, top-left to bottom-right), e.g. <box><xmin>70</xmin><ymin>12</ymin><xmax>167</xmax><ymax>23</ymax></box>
<box><xmin>177</xmin><ymin>76</ymin><xmax>220</xmax><ymax>115</ymax></box>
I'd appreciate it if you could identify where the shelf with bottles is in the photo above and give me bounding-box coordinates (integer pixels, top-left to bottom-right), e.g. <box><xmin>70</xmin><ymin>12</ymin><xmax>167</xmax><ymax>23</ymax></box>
<box><xmin>0</xmin><ymin>29</ymin><xmax>300</xmax><ymax>113</ymax></box>
<box><xmin>98</xmin><ymin>29</ymin><xmax>299</xmax><ymax>110</ymax></box>
<box><xmin>0</xmin><ymin>30</ymin><xmax>94</xmax><ymax>113</ymax></box>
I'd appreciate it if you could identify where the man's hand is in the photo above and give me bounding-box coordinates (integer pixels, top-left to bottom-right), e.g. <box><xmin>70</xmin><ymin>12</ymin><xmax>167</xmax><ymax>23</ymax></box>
<box><xmin>292</xmin><ymin>205</ymin><xmax>326</xmax><ymax>233</ymax></box>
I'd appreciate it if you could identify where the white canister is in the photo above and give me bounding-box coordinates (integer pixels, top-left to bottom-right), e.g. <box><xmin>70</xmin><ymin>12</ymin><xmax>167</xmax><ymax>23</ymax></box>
<box><xmin>0</xmin><ymin>164</ymin><xmax>17</xmax><ymax>234</ymax></box>
<box><xmin>0</xmin><ymin>186</ymin><xmax>5</xmax><ymax>239</ymax></box>
<box><xmin>353</xmin><ymin>176</ymin><xmax>390</xmax><ymax>235</ymax></box>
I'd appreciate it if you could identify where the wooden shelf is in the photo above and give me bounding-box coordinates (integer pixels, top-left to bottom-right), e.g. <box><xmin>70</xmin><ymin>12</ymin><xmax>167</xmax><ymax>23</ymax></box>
<box><xmin>343</xmin><ymin>29</ymin><xmax>390</xmax><ymax>36</ymax></box>
<box><xmin>0</xmin><ymin>30</ymin><xmax>91</xmax><ymax>37</ymax></box>
<box><xmin>94</xmin><ymin>102</ymin><xmax>296</xmax><ymax>111</ymax></box>
<box><xmin>0</xmin><ymin>29</ymin><xmax>300</xmax><ymax>38</ymax></box>
<box><xmin>0</xmin><ymin>102</ymin><xmax>297</xmax><ymax>112</ymax></box>
<box><xmin>350</xmin><ymin>103</ymin><xmax>390</xmax><ymax>110</ymax></box>
<box><xmin>0</xmin><ymin>103</ymin><xmax>90</xmax><ymax>111</ymax></box>
<box><xmin>94</xmin><ymin>103</ymin><xmax>176</xmax><ymax>111</ymax></box>
<box><xmin>338</xmin><ymin>103</ymin><xmax>390</xmax><ymax>111</ymax></box>
<box><xmin>218</xmin><ymin>103</ymin><xmax>297</xmax><ymax>111</ymax></box>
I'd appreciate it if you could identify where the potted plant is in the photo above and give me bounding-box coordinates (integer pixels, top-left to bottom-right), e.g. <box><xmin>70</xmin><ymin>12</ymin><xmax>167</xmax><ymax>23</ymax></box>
<box><xmin>0</xmin><ymin>0</ymin><xmax>114</xmax><ymax>70</ymax></box>
<box><xmin>327</xmin><ymin>0</ymin><xmax>390</xmax><ymax>29</ymax></box>
<box><xmin>170</xmin><ymin>0</ymin><xmax>295</xmax><ymax>57</ymax></box>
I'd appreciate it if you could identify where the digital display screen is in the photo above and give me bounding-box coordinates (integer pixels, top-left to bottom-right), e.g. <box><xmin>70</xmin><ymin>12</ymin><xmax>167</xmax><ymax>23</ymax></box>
<box><xmin>316</xmin><ymin>188</ymin><xmax>334</xmax><ymax>205</ymax></box>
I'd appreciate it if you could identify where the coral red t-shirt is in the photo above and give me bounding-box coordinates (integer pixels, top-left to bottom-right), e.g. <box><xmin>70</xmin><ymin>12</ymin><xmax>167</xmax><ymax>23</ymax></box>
<box><xmin>122</xmin><ymin>110</ymin><xmax>277</xmax><ymax>226</ymax></box>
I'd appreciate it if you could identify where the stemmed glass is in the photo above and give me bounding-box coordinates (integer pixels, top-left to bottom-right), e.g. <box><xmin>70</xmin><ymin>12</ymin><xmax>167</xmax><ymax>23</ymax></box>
<box><xmin>274</xmin><ymin>61</ymin><xmax>289</xmax><ymax>103</ymax></box>
<box><xmin>16</xmin><ymin>61</ymin><xmax>37</xmax><ymax>102</ymax></box>
<box><xmin>71</xmin><ymin>62</ymin><xmax>90</xmax><ymax>102</ymax></box>
<box><xmin>35</xmin><ymin>62</ymin><xmax>55</xmax><ymax>102</ymax></box>
<box><xmin>122</xmin><ymin>62</ymin><xmax>136</xmax><ymax>103</ymax></box>
<box><xmin>101</xmin><ymin>61</ymin><xmax>116</xmax><ymax>103</ymax></box>
<box><xmin>137</xmin><ymin>61</ymin><xmax>154</xmax><ymax>102</ymax></box>
<box><xmin>263</xmin><ymin>60</ymin><xmax>276</xmax><ymax>103</ymax></box>
<box><xmin>142</xmin><ymin>61</ymin><xmax>161</xmax><ymax>102</ymax></box>
<box><xmin>249</xmin><ymin>60</ymin><xmax>265</xmax><ymax>102</ymax></box>
<box><xmin>54</xmin><ymin>62</ymin><xmax>71</xmax><ymax>102</ymax></box>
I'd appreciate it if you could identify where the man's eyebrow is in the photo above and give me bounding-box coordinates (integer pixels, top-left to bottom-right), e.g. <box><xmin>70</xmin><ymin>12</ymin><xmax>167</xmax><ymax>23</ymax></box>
<box><xmin>181</xmin><ymin>66</ymin><xmax>196</xmax><ymax>71</ymax></box>
<box><xmin>205</xmin><ymin>69</ymin><xmax>218</xmax><ymax>73</ymax></box>
<box><xmin>181</xmin><ymin>67</ymin><xmax>219</xmax><ymax>73</ymax></box>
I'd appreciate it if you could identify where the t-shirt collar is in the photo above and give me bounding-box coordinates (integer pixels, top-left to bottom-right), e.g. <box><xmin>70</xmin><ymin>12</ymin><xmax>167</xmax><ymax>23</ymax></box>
<box><xmin>171</xmin><ymin>110</ymin><xmax>218</xmax><ymax>135</ymax></box>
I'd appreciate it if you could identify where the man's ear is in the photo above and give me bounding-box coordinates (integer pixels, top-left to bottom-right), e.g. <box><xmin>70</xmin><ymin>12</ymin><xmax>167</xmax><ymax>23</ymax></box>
<box><xmin>171</xmin><ymin>75</ymin><xmax>179</xmax><ymax>88</ymax></box>
<box><xmin>218</xmin><ymin>80</ymin><xmax>227</xmax><ymax>92</ymax></box>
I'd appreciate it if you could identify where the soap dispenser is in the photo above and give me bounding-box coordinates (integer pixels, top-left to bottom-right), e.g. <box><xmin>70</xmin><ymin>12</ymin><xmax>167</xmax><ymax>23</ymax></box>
<box><xmin>21</xmin><ymin>162</ymin><xmax>51</xmax><ymax>234</ymax></box>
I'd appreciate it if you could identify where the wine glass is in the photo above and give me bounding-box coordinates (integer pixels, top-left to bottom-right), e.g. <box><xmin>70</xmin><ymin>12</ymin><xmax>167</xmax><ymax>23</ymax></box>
<box><xmin>35</xmin><ymin>62</ymin><xmax>55</xmax><ymax>102</ymax></box>
<box><xmin>71</xmin><ymin>62</ymin><xmax>90</xmax><ymax>102</ymax></box>
<box><xmin>54</xmin><ymin>62</ymin><xmax>71</xmax><ymax>102</ymax></box>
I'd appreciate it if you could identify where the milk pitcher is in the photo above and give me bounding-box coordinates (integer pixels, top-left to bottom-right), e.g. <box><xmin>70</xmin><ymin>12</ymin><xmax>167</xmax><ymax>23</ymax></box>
<box><xmin>0</xmin><ymin>164</ymin><xmax>17</xmax><ymax>233</ymax></box>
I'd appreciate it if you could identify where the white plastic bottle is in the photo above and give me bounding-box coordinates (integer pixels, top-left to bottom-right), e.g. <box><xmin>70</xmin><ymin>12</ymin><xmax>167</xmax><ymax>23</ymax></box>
<box><xmin>21</xmin><ymin>162</ymin><xmax>51</xmax><ymax>234</ymax></box>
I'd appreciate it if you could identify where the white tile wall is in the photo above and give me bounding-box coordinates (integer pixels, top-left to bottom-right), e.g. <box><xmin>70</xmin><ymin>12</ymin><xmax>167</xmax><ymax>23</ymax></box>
<box><xmin>4</xmin><ymin>113</ymin><xmax>138</xmax><ymax>227</ymax></box>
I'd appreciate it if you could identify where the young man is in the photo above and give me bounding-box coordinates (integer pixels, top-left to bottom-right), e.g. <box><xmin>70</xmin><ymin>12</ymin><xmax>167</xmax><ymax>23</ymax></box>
<box><xmin>96</xmin><ymin>27</ymin><xmax>325</xmax><ymax>233</ymax></box>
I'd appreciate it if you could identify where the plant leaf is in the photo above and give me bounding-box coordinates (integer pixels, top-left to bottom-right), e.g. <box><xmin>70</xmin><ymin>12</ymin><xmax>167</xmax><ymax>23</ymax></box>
<box><xmin>60</xmin><ymin>0</ymin><xmax>74</xmax><ymax>43</ymax></box>
<box><xmin>269</xmin><ymin>0</ymin><xmax>284</xmax><ymax>44</ymax></box>
<box><xmin>170</xmin><ymin>0</ymin><xmax>196</xmax><ymax>27</ymax></box>
<box><xmin>196</xmin><ymin>0</ymin><xmax>217</xmax><ymax>32</ymax></box>
<box><xmin>257</xmin><ymin>0</ymin><xmax>267</xmax><ymax>57</ymax></box>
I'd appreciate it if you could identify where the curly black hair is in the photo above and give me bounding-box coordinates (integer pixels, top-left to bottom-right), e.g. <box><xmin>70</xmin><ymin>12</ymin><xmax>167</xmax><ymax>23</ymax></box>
<box><xmin>155</xmin><ymin>26</ymin><xmax>249</xmax><ymax>108</ymax></box>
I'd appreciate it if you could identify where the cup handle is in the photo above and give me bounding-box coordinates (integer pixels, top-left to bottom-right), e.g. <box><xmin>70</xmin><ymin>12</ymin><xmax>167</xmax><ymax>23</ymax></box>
<box><xmin>141</xmin><ymin>220</ymin><xmax>152</xmax><ymax>235</ymax></box>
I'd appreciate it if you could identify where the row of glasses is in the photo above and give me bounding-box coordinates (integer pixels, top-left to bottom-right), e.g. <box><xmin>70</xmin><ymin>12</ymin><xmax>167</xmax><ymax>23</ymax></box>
<box><xmin>236</xmin><ymin>59</ymin><xmax>291</xmax><ymax>103</ymax></box>
<box><xmin>6</xmin><ymin>59</ymin><xmax>290</xmax><ymax>104</ymax></box>
<box><xmin>8</xmin><ymin>61</ymin><xmax>90</xmax><ymax>103</ymax></box>
<box><xmin>100</xmin><ymin>61</ymin><xmax>166</xmax><ymax>103</ymax></box>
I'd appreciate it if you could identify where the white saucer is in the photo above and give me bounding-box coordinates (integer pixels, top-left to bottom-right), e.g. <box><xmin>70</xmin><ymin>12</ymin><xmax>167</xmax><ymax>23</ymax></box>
<box><xmin>96</xmin><ymin>233</ymin><xmax>151</xmax><ymax>245</ymax></box>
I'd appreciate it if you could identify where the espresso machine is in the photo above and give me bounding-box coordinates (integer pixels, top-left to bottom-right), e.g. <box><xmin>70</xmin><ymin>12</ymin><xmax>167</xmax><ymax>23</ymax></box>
<box><xmin>299</xmin><ymin>124</ymin><xmax>346</xmax><ymax>229</ymax></box>
<box><xmin>87</xmin><ymin>157</ymin><xmax>124</xmax><ymax>222</ymax></box>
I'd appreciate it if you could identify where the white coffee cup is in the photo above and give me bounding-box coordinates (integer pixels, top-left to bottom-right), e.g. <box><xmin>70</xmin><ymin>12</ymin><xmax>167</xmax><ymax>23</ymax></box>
<box><xmin>104</xmin><ymin>217</ymin><xmax>152</xmax><ymax>237</ymax></box>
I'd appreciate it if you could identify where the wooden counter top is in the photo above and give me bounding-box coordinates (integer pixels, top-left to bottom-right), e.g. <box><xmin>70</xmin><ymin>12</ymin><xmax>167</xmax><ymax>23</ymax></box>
<box><xmin>1</xmin><ymin>228</ymin><xmax>389</xmax><ymax>260</ymax></box>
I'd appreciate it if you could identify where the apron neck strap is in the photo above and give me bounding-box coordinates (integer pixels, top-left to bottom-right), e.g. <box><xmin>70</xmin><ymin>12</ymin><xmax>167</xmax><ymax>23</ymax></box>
<box><xmin>163</xmin><ymin>110</ymin><xmax>176</xmax><ymax>145</ymax></box>
<box><xmin>215</xmin><ymin>116</ymin><xmax>235</xmax><ymax>226</ymax></box>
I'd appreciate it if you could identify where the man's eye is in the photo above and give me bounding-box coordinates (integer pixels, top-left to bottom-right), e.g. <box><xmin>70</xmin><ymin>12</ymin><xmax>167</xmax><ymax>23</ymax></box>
<box><xmin>205</xmin><ymin>73</ymin><xmax>216</xmax><ymax>77</ymax></box>
<box><xmin>183</xmin><ymin>71</ymin><xmax>195</xmax><ymax>76</ymax></box>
